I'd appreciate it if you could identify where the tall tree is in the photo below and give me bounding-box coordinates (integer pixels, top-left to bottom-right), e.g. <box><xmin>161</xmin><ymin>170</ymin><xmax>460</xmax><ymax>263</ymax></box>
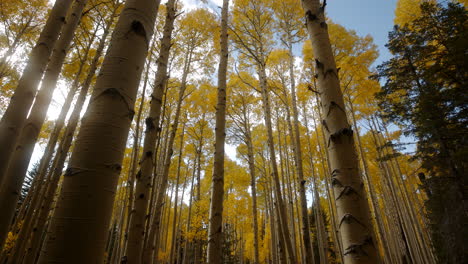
<box><xmin>231</xmin><ymin>0</ymin><xmax>296</xmax><ymax>262</ymax></box>
<box><xmin>0</xmin><ymin>0</ymin><xmax>89</xmax><ymax>247</ymax></box>
<box><xmin>0</xmin><ymin>0</ymin><xmax>73</xmax><ymax>191</ymax></box>
<box><xmin>124</xmin><ymin>0</ymin><xmax>177</xmax><ymax>262</ymax></box>
<box><xmin>375</xmin><ymin>3</ymin><xmax>467</xmax><ymax>263</ymax></box>
<box><xmin>207</xmin><ymin>0</ymin><xmax>229</xmax><ymax>262</ymax></box>
<box><xmin>37</xmin><ymin>0</ymin><xmax>161</xmax><ymax>262</ymax></box>
<box><xmin>301</xmin><ymin>1</ymin><xmax>380</xmax><ymax>263</ymax></box>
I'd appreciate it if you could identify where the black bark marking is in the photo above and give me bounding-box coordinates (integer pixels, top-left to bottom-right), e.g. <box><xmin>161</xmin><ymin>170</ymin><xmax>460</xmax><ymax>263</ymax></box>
<box><xmin>145</xmin><ymin>117</ymin><xmax>155</xmax><ymax>130</ymax></box>
<box><xmin>324</xmin><ymin>68</ymin><xmax>338</xmax><ymax>79</ymax></box>
<box><xmin>322</xmin><ymin>119</ymin><xmax>330</xmax><ymax>132</ymax></box>
<box><xmin>320</xmin><ymin>21</ymin><xmax>327</xmax><ymax>29</ymax></box>
<box><xmin>339</xmin><ymin>213</ymin><xmax>366</xmax><ymax>229</ymax></box>
<box><xmin>64</xmin><ymin>167</ymin><xmax>85</xmax><ymax>176</ymax></box>
<box><xmin>336</xmin><ymin>186</ymin><xmax>361</xmax><ymax>200</ymax></box>
<box><xmin>326</xmin><ymin>101</ymin><xmax>346</xmax><ymax>117</ymax></box>
<box><xmin>305</xmin><ymin>10</ymin><xmax>318</xmax><ymax>24</ymax></box>
<box><xmin>128</xmin><ymin>109</ymin><xmax>135</xmax><ymax>120</ymax></box>
<box><xmin>331</xmin><ymin>177</ymin><xmax>343</xmax><ymax>187</ymax></box>
<box><xmin>97</xmin><ymin>88</ymin><xmax>134</xmax><ymax>119</ymax></box>
<box><xmin>307</xmin><ymin>84</ymin><xmax>320</xmax><ymax>94</ymax></box>
<box><xmin>321</xmin><ymin>0</ymin><xmax>327</xmax><ymax>12</ymax></box>
<box><xmin>315</xmin><ymin>59</ymin><xmax>324</xmax><ymax>71</ymax></box>
<box><xmin>131</xmin><ymin>20</ymin><xmax>147</xmax><ymax>40</ymax></box>
<box><xmin>330</xmin><ymin>127</ymin><xmax>354</xmax><ymax>144</ymax></box>
<box><xmin>344</xmin><ymin>244</ymin><xmax>368</xmax><ymax>257</ymax></box>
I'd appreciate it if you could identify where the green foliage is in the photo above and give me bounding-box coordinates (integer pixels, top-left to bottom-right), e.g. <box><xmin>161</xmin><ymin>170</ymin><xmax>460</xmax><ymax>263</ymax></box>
<box><xmin>375</xmin><ymin>3</ymin><xmax>468</xmax><ymax>262</ymax></box>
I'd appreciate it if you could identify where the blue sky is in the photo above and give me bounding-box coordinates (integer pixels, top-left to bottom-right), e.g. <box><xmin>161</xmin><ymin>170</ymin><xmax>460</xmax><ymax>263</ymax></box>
<box><xmin>326</xmin><ymin>0</ymin><xmax>399</xmax><ymax>67</ymax></box>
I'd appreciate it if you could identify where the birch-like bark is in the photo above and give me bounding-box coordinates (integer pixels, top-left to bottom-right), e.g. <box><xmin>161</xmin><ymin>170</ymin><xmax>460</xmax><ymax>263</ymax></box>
<box><xmin>37</xmin><ymin>0</ymin><xmax>160</xmax><ymax>261</ymax></box>
<box><xmin>22</xmin><ymin>8</ymin><xmax>117</xmax><ymax>262</ymax></box>
<box><xmin>169</xmin><ymin>122</ymin><xmax>186</xmax><ymax>264</ymax></box>
<box><xmin>142</xmin><ymin>54</ymin><xmax>190</xmax><ymax>263</ymax></box>
<box><xmin>6</xmin><ymin>47</ymin><xmax>92</xmax><ymax>263</ymax></box>
<box><xmin>207</xmin><ymin>0</ymin><xmax>229</xmax><ymax>262</ymax></box>
<box><xmin>0</xmin><ymin>0</ymin><xmax>73</xmax><ymax>186</ymax></box>
<box><xmin>124</xmin><ymin>1</ymin><xmax>176</xmax><ymax>261</ymax></box>
<box><xmin>301</xmin><ymin>1</ymin><xmax>380</xmax><ymax>262</ymax></box>
<box><xmin>0</xmin><ymin>0</ymin><xmax>88</xmax><ymax>247</ymax></box>
<box><xmin>258</xmin><ymin>66</ymin><xmax>297</xmax><ymax>263</ymax></box>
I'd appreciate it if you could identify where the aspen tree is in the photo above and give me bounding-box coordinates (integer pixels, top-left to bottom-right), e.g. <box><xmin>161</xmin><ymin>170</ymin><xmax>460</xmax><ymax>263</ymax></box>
<box><xmin>227</xmin><ymin>74</ymin><xmax>261</xmax><ymax>264</ymax></box>
<box><xmin>0</xmin><ymin>0</ymin><xmax>73</xmax><ymax>185</ymax></box>
<box><xmin>301</xmin><ymin>1</ymin><xmax>380</xmax><ymax>263</ymax></box>
<box><xmin>143</xmin><ymin>68</ymin><xmax>189</xmax><ymax>264</ymax></box>
<box><xmin>0</xmin><ymin>0</ymin><xmax>88</xmax><ymax>248</ymax></box>
<box><xmin>124</xmin><ymin>1</ymin><xmax>176</xmax><ymax>262</ymax></box>
<box><xmin>169</xmin><ymin>133</ymin><xmax>187</xmax><ymax>264</ymax></box>
<box><xmin>6</xmin><ymin>37</ymin><xmax>94</xmax><ymax>263</ymax></box>
<box><xmin>37</xmin><ymin>0</ymin><xmax>161</xmax><ymax>261</ymax></box>
<box><xmin>231</xmin><ymin>1</ymin><xmax>296</xmax><ymax>261</ymax></box>
<box><xmin>22</xmin><ymin>5</ymin><xmax>119</xmax><ymax>261</ymax></box>
<box><xmin>207</xmin><ymin>0</ymin><xmax>229</xmax><ymax>262</ymax></box>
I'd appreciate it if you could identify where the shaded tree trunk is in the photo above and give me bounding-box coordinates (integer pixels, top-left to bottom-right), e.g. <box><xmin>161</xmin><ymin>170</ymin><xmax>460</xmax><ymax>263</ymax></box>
<box><xmin>22</xmin><ymin>8</ymin><xmax>117</xmax><ymax>261</ymax></box>
<box><xmin>258</xmin><ymin>66</ymin><xmax>296</xmax><ymax>263</ymax></box>
<box><xmin>0</xmin><ymin>0</ymin><xmax>73</xmax><ymax>187</ymax></box>
<box><xmin>124</xmin><ymin>1</ymin><xmax>176</xmax><ymax>261</ymax></box>
<box><xmin>207</xmin><ymin>0</ymin><xmax>229</xmax><ymax>262</ymax></box>
<box><xmin>37</xmin><ymin>0</ymin><xmax>160</xmax><ymax>261</ymax></box>
<box><xmin>0</xmin><ymin>0</ymin><xmax>88</xmax><ymax>248</ymax></box>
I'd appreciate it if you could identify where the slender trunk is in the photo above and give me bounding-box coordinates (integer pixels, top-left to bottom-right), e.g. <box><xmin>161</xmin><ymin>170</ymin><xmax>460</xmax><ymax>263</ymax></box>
<box><xmin>123</xmin><ymin>55</ymin><xmax>152</xmax><ymax>253</ymax></box>
<box><xmin>169</xmin><ymin>122</ymin><xmax>186</xmax><ymax>264</ymax></box>
<box><xmin>37</xmin><ymin>0</ymin><xmax>160</xmax><ymax>261</ymax></box>
<box><xmin>182</xmin><ymin>166</ymin><xmax>196</xmax><ymax>264</ymax></box>
<box><xmin>206</xmin><ymin>0</ymin><xmax>229</xmax><ymax>262</ymax></box>
<box><xmin>284</xmin><ymin>42</ymin><xmax>315</xmax><ymax>264</ymax></box>
<box><xmin>302</xmin><ymin>102</ymin><xmax>326</xmax><ymax>264</ymax></box>
<box><xmin>245</xmin><ymin>130</ymin><xmax>260</xmax><ymax>264</ymax></box>
<box><xmin>124</xmin><ymin>2</ymin><xmax>175</xmax><ymax>261</ymax></box>
<box><xmin>143</xmin><ymin>48</ymin><xmax>192</xmax><ymax>264</ymax></box>
<box><xmin>258</xmin><ymin>66</ymin><xmax>296</xmax><ymax>263</ymax></box>
<box><xmin>22</xmin><ymin>10</ymin><xmax>117</xmax><ymax>261</ymax></box>
<box><xmin>0</xmin><ymin>0</ymin><xmax>88</xmax><ymax>248</ymax></box>
<box><xmin>174</xmin><ymin>167</ymin><xmax>189</xmax><ymax>264</ymax></box>
<box><xmin>302</xmin><ymin>1</ymin><xmax>380</xmax><ymax>263</ymax></box>
<box><xmin>266</xmin><ymin>189</ymin><xmax>278</xmax><ymax>264</ymax></box>
<box><xmin>6</xmin><ymin>49</ymin><xmax>91</xmax><ymax>263</ymax></box>
<box><xmin>311</xmin><ymin>94</ymin><xmax>345</xmax><ymax>263</ymax></box>
<box><xmin>0</xmin><ymin>0</ymin><xmax>73</xmax><ymax>186</ymax></box>
<box><xmin>347</xmin><ymin>97</ymin><xmax>390</xmax><ymax>262</ymax></box>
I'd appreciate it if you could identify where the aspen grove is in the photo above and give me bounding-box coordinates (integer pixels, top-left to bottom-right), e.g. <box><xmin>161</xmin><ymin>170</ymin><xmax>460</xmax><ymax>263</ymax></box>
<box><xmin>0</xmin><ymin>0</ymin><xmax>466</xmax><ymax>263</ymax></box>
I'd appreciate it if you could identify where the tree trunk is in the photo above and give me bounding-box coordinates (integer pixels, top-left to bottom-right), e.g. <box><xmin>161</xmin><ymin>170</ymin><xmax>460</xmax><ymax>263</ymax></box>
<box><xmin>124</xmin><ymin>1</ymin><xmax>176</xmax><ymax>261</ymax></box>
<box><xmin>206</xmin><ymin>0</ymin><xmax>229</xmax><ymax>262</ymax></box>
<box><xmin>284</xmin><ymin>42</ymin><xmax>316</xmax><ymax>264</ymax></box>
<box><xmin>0</xmin><ymin>0</ymin><xmax>73</xmax><ymax>186</ymax></box>
<box><xmin>123</xmin><ymin>54</ymin><xmax>153</xmax><ymax>255</ymax></box>
<box><xmin>301</xmin><ymin>1</ymin><xmax>380</xmax><ymax>263</ymax></box>
<box><xmin>37</xmin><ymin>0</ymin><xmax>160</xmax><ymax>261</ymax></box>
<box><xmin>143</xmin><ymin>60</ymin><xmax>190</xmax><ymax>263</ymax></box>
<box><xmin>6</xmin><ymin>46</ymin><xmax>92</xmax><ymax>263</ymax></box>
<box><xmin>22</xmin><ymin>8</ymin><xmax>117</xmax><ymax>261</ymax></box>
<box><xmin>169</xmin><ymin>121</ymin><xmax>186</xmax><ymax>264</ymax></box>
<box><xmin>245</xmin><ymin>128</ymin><xmax>260</xmax><ymax>264</ymax></box>
<box><xmin>0</xmin><ymin>0</ymin><xmax>88</xmax><ymax>248</ymax></box>
<box><xmin>258</xmin><ymin>66</ymin><xmax>296</xmax><ymax>263</ymax></box>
